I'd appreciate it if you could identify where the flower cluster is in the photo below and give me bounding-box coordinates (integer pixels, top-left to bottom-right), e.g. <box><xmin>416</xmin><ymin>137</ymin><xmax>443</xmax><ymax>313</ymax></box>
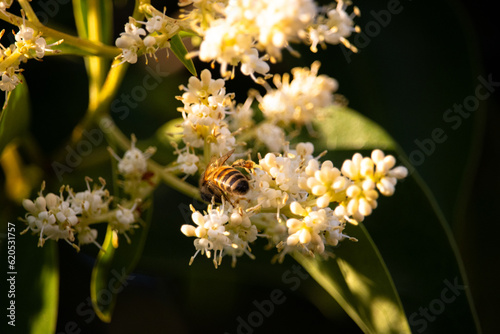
<box><xmin>114</xmin><ymin>1</ymin><xmax>359</xmax><ymax>79</ymax></box>
<box><xmin>21</xmin><ymin>136</ymin><xmax>157</xmax><ymax>249</ymax></box>
<box><xmin>256</xmin><ymin>61</ymin><xmax>339</xmax><ymax>135</ymax></box>
<box><xmin>174</xmin><ymin>69</ymin><xmax>408</xmax><ymax>267</ymax></box>
<box><xmin>181</xmin><ymin>203</ymin><xmax>257</xmax><ymax>268</ymax></box>
<box><xmin>181</xmin><ymin>142</ymin><xmax>407</xmax><ymax>266</ymax></box>
<box><xmin>172</xmin><ymin>60</ymin><xmax>338</xmax><ymax>170</ymax></box>
<box><xmin>171</xmin><ymin>68</ymin><xmax>235</xmax><ymax>175</ymax></box>
<box><xmin>20</xmin><ymin>178</ymin><xmax>111</xmax><ymax>250</ymax></box>
<box><xmin>0</xmin><ymin>16</ymin><xmax>62</xmax><ymax>98</ymax></box>
<box><xmin>185</xmin><ymin>0</ymin><xmax>358</xmax><ymax>78</ymax></box>
<box><xmin>108</xmin><ymin>134</ymin><xmax>157</xmax><ymax>200</ymax></box>
<box><xmin>114</xmin><ymin>7</ymin><xmax>180</xmax><ymax>65</ymax></box>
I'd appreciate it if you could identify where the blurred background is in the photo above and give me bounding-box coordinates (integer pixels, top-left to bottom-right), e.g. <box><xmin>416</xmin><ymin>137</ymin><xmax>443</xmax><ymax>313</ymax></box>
<box><xmin>1</xmin><ymin>0</ymin><xmax>498</xmax><ymax>333</ymax></box>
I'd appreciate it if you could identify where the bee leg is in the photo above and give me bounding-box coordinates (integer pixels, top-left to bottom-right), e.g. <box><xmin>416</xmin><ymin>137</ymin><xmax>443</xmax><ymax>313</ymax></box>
<box><xmin>210</xmin><ymin>181</ymin><xmax>237</xmax><ymax>207</ymax></box>
<box><xmin>232</xmin><ymin>159</ymin><xmax>259</xmax><ymax>173</ymax></box>
<box><xmin>206</xmin><ymin>180</ymin><xmax>236</xmax><ymax>207</ymax></box>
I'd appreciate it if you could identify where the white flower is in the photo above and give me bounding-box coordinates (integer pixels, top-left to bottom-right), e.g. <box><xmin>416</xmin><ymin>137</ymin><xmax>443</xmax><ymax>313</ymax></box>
<box><xmin>256</xmin><ymin>123</ymin><xmax>285</xmax><ymax>153</ymax></box>
<box><xmin>34</xmin><ymin>37</ymin><xmax>48</xmax><ymax>58</ymax></box>
<box><xmin>254</xmin><ymin>152</ymin><xmax>307</xmax><ymax>206</ymax></box>
<box><xmin>209</xmin><ymin>126</ymin><xmax>236</xmax><ymax>156</ymax></box>
<box><xmin>0</xmin><ymin>0</ymin><xmax>13</xmax><ymax>11</ymax></box>
<box><xmin>259</xmin><ymin>62</ymin><xmax>337</xmax><ymax>126</ymax></box>
<box><xmin>182</xmin><ymin>204</ymin><xmax>233</xmax><ymax>267</ymax></box>
<box><xmin>240</xmin><ymin>48</ymin><xmax>270</xmax><ymax>79</ymax></box>
<box><xmin>68</xmin><ymin>177</ymin><xmax>110</xmax><ymax>217</ymax></box>
<box><xmin>180</xmin><ymin>69</ymin><xmax>226</xmax><ymax>106</ymax></box>
<box><xmin>284</xmin><ymin>202</ymin><xmax>350</xmax><ymax>256</ymax></box>
<box><xmin>307</xmin><ymin>1</ymin><xmax>360</xmax><ymax>52</ymax></box>
<box><xmin>115</xmin><ymin>18</ymin><xmax>146</xmax><ymax>64</ymax></box>
<box><xmin>337</xmin><ymin>150</ymin><xmax>408</xmax><ymax>222</ymax></box>
<box><xmin>145</xmin><ymin>14</ymin><xmax>168</xmax><ymax>33</ymax></box>
<box><xmin>55</xmin><ymin>201</ymin><xmax>79</xmax><ymax>226</ymax></box>
<box><xmin>301</xmin><ymin>159</ymin><xmax>348</xmax><ymax>208</ymax></box>
<box><xmin>196</xmin><ymin>0</ymin><xmax>317</xmax><ymax>76</ymax></box>
<box><xmin>77</xmin><ymin>227</ymin><xmax>99</xmax><ymax>246</ymax></box>
<box><xmin>15</xmin><ymin>25</ymin><xmax>35</xmax><ymax>44</ymax></box>
<box><xmin>12</xmin><ymin>19</ymin><xmax>61</xmax><ymax>60</ymax></box>
<box><xmin>114</xmin><ymin>202</ymin><xmax>139</xmax><ymax>235</ymax></box>
<box><xmin>0</xmin><ymin>68</ymin><xmax>21</xmax><ymax>93</ymax></box>
<box><xmin>20</xmin><ymin>178</ymin><xmax>114</xmax><ymax>251</ymax></box>
<box><xmin>176</xmin><ymin>151</ymin><xmax>199</xmax><ymax>175</ymax></box>
<box><xmin>110</xmin><ymin>135</ymin><xmax>156</xmax><ymax>177</ymax></box>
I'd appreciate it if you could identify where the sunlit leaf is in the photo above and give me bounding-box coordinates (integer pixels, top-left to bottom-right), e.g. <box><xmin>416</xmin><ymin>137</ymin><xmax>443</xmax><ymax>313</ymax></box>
<box><xmin>90</xmin><ymin>146</ymin><xmax>154</xmax><ymax>322</ymax></box>
<box><xmin>0</xmin><ymin>228</ymin><xmax>58</xmax><ymax>334</ymax></box>
<box><xmin>299</xmin><ymin>106</ymin><xmax>480</xmax><ymax>333</ymax></box>
<box><xmin>90</xmin><ymin>203</ymin><xmax>153</xmax><ymax>322</ymax></box>
<box><xmin>73</xmin><ymin>0</ymin><xmax>114</xmax><ymax>93</ymax></box>
<box><xmin>0</xmin><ymin>75</ymin><xmax>30</xmax><ymax>155</ymax></box>
<box><xmin>156</xmin><ymin>117</ymin><xmax>184</xmax><ymax>147</ymax></box>
<box><xmin>72</xmin><ymin>0</ymin><xmax>113</xmax><ymax>44</ymax></box>
<box><xmin>294</xmin><ymin>223</ymin><xmax>410</xmax><ymax>334</ymax></box>
<box><xmin>314</xmin><ymin>105</ymin><xmax>395</xmax><ymax>150</ymax></box>
<box><xmin>170</xmin><ymin>34</ymin><xmax>197</xmax><ymax>76</ymax></box>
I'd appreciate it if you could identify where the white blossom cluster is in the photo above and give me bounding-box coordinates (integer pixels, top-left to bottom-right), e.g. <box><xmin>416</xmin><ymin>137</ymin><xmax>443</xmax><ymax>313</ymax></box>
<box><xmin>20</xmin><ymin>178</ymin><xmax>111</xmax><ymax>250</ymax></box>
<box><xmin>114</xmin><ymin>9</ymin><xmax>180</xmax><ymax>66</ymax></box>
<box><xmin>0</xmin><ymin>13</ymin><xmax>61</xmax><ymax>98</ymax></box>
<box><xmin>173</xmin><ymin>68</ymin><xmax>235</xmax><ymax>175</ymax></box>
<box><xmin>114</xmin><ymin>1</ymin><xmax>359</xmax><ymax>79</ymax></box>
<box><xmin>183</xmin><ymin>0</ymin><xmax>359</xmax><ymax>79</ymax></box>
<box><xmin>175</xmin><ymin>70</ymin><xmax>408</xmax><ymax>267</ymax></box>
<box><xmin>256</xmin><ymin>61</ymin><xmax>339</xmax><ymax>138</ymax></box>
<box><xmin>172</xmin><ymin>60</ymin><xmax>335</xmax><ymax>175</ymax></box>
<box><xmin>181</xmin><ymin>142</ymin><xmax>407</xmax><ymax>266</ymax></box>
<box><xmin>21</xmin><ymin>137</ymin><xmax>156</xmax><ymax>249</ymax></box>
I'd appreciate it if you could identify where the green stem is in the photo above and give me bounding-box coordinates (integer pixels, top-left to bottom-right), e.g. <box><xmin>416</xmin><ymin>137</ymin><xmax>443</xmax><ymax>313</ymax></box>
<box><xmin>0</xmin><ymin>11</ymin><xmax>119</xmax><ymax>58</ymax></box>
<box><xmin>17</xmin><ymin>0</ymin><xmax>40</xmax><ymax>24</ymax></box>
<box><xmin>98</xmin><ymin>115</ymin><xmax>201</xmax><ymax>201</ymax></box>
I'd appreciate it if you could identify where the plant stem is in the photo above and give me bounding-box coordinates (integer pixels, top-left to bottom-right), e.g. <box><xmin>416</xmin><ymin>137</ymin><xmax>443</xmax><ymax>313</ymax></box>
<box><xmin>17</xmin><ymin>0</ymin><xmax>40</xmax><ymax>24</ymax></box>
<box><xmin>98</xmin><ymin>115</ymin><xmax>201</xmax><ymax>201</ymax></box>
<box><xmin>0</xmin><ymin>11</ymin><xmax>119</xmax><ymax>58</ymax></box>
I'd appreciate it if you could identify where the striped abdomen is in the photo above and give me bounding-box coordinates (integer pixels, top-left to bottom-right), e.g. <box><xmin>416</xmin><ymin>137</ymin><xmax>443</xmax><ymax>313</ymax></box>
<box><xmin>211</xmin><ymin>166</ymin><xmax>249</xmax><ymax>195</ymax></box>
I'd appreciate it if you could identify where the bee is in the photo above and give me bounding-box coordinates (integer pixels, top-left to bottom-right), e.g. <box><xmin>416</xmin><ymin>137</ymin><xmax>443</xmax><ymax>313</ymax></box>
<box><xmin>200</xmin><ymin>149</ymin><xmax>253</xmax><ymax>204</ymax></box>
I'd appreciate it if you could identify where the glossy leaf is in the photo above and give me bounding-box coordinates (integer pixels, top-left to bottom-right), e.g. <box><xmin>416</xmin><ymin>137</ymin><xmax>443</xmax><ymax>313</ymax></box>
<box><xmin>0</xmin><ymin>228</ymin><xmax>58</xmax><ymax>334</ymax></box>
<box><xmin>0</xmin><ymin>75</ymin><xmax>30</xmax><ymax>155</ymax></box>
<box><xmin>294</xmin><ymin>223</ymin><xmax>410</xmax><ymax>334</ymax></box>
<box><xmin>72</xmin><ymin>0</ymin><xmax>113</xmax><ymax>44</ymax></box>
<box><xmin>90</xmin><ymin>145</ymin><xmax>154</xmax><ymax>322</ymax></box>
<box><xmin>90</xmin><ymin>202</ymin><xmax>153</xmax><ymax>322</ymax></box>
<box><xmin>314</xmin><ymin>105</ymin><xmax>395</xmax><ymax>151</ymax></box>
<box><xmin>300</xmin><ymin>105</ymin><xmax>480</xmax><ymax>333</ymax></box>
<box><xmin>73</xmin><ymin>0</ymin><xmax>114</xmax><ymax>92</ymax></box>
<box><xmin>170</xmin><ymin>34</ymin><xmax>197</xmax><ymax>76</ymax></box>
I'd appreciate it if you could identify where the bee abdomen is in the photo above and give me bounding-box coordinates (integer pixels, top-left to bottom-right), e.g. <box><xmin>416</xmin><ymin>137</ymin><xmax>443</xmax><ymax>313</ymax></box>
<box><xmin>215</xmin><ymin>167</ymin><xmax>249</xmax><ymax>195</ymax></box>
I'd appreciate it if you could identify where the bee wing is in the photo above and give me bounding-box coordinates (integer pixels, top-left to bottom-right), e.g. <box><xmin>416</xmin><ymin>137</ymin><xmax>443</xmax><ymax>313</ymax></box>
<box><xmin>213</xmin><ymin>149</ymin><xmax>235</xmax><ymax>167</ymax></box>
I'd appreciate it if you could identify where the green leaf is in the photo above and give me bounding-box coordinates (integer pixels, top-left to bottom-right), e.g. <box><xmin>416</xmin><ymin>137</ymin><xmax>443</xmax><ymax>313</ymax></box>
<box><xmin>170</xmin><ymin>34</ymin><xmax>197</xmax><ymax>76</ymax></box>
<box><xmin>0</xmin><ymin>226</ymin><xmax>58</xmax><ymax>334</ymax></box>
<box><xmin>73</xmin><ymin>0</ymin><xmax>114</xmax><ymax>89</ymax></box>
<box><xmin>72</xmin><ymin>0</ymin><xmax>90</xmax><ymax>40</ymax></box>
<box><xmin>90</xmin><ymin>203</ymin><xmax>154</xmax><ymax>322</ymax></box>
<box><xmin>302</xmin><ymin>106</ymin><xmax>480</xmax><ymax>333</ymax></box>
<box><xmin>0</xmin><ymin>75</ymin><xmax>30</xmax><ymax>155</ymax></box>
<box><xmin>29</xmin><ymin>243</ymin><xmax>59</xmax><ymax>334</ymax></box>
<box><xmin>72</xmin><ymin>0</ymin><xmax>113</xmax><ymax>44</ymax></box>
<box><xmin>293</xmin><ymin>223</ymin><xmax>410</xmax><ymax>334</ymax></box>
<box><xmin>314</xmin><ymin>105</ymin><xmax>395</xmax><ymax>150</ymax></box>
